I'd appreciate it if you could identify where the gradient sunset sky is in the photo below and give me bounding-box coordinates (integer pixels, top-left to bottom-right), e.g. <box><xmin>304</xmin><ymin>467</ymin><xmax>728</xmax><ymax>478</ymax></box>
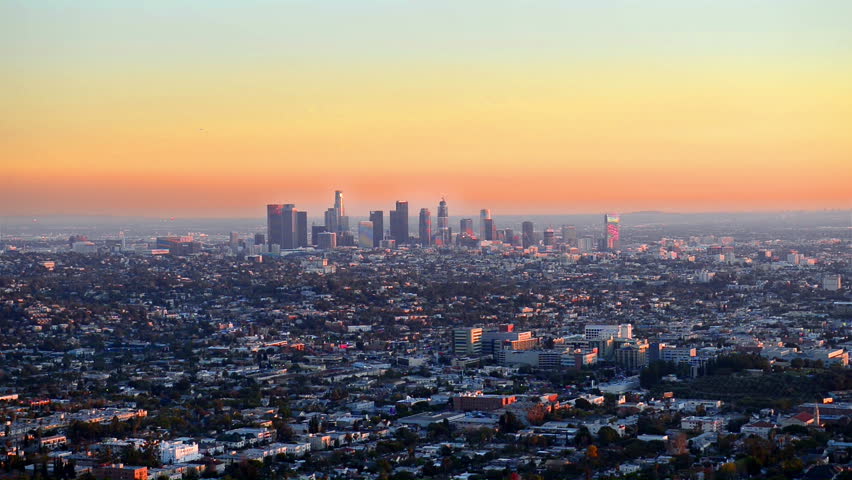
<box><xmin>3</xmin><ymin>1</ymin><xmax>852</xmax><ymax>217</ymax></box>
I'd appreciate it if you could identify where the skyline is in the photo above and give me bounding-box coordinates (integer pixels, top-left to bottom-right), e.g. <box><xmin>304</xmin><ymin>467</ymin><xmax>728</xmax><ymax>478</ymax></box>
<box><xmin>3</xmin><ymin>1</ymin><xmax>852</xmax><ymax>216</ymax></box>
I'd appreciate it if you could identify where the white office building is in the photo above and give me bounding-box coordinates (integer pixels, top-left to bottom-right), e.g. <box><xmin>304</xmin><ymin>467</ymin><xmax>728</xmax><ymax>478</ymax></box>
<box><xmin>160</xmin><ymin>441</ymin><xmax>201</xmax><ymax>464</ymax></box>
<box><xmin>584</xmin><ymin>324</ymin><xmax>633</xmax><ymax>340</ymax></box>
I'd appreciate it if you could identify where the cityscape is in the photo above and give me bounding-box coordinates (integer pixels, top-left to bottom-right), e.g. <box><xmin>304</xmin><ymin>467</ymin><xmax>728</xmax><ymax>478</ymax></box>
<box><xmin>1</xmin><ymin>196</ymin><xmax>850</xmax><ymax>480</ymax></box>
<box><xmin>260</xmin><ymin>192</ymin><xmax>619</xmax><ymax>253</ymax></box>
<box><xmin>3</xmin><ymin>1</ymin><xmax>852</xmax><ymax>480</ymax></box>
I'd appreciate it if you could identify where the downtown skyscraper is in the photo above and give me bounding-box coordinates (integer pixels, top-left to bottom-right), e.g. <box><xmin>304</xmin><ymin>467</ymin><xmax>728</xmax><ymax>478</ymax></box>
<box><xmin>369</xmin><ymin>210</ymin><xmax>384</xmax><ymax>248</ymax></box>
<box><xmin>562</xmin><ymin>225</ymin><xmax>577</xmax><ymax>247</ymax></box>
<box><xmin>324</xmin><ymin>208</ymin><xmax>338</xmax><ymax>234</ymax></box>
<box><xmin>333</xmin><ymin>190</ymin><xmax>349</xmax><ymax>233</ymax></box>
<box><xmin>436</xmin><ymin>197</ymin><xmax>450</xmax><ymax>245</ymax></box>
<box><xmin>358</xmin><ymin>221</ymin><xmax>373</xmax><ymax>249</ymax></box>
<box><xmin>604</xmin><ymin>214</ymin><xmax>621</xmax><ymax>251</ymax></box>
<box><xmin>482</xmin><ymin>218</ymin><xmax>496</xmax><ymax>241</ymax></box>
<box><xmin>296</xmin><ymin>211</ymin><xmax>308</xmax><ymax>247</ymax></box>
<box><xmin>479</xmin><ymin>208</ymin><xmax>491</xmax><ymax>240</ymax></box>
<box><xmin>267</xmin><ymin>203</ymin><xmax>298</xmax><ymax>249</ymax></box>
<box><xmin>419</xmin><ymin>208</ymin><xmax>432</xmax><ymax>245</ymax></box>
<box><xmin>522</xmin><ymin>221</ymin><xmax>535</xmax><ymax>248</ymax></box>
<box><xmin>390</xmin><ymin>201</ymin><xmax>409</xmax><ymax>244</ymax></box>
<box><xmin>459</xmin><ymin>218</ymin><xmax>474</xmax><ymax>237</ymax></box>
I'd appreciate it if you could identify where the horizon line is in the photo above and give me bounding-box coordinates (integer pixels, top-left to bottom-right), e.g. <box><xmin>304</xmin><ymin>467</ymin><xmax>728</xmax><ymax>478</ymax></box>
<box><xmin>2</xmin><ymin>208</ymin><xmax>852</xmax><ymax>221</ymax></box>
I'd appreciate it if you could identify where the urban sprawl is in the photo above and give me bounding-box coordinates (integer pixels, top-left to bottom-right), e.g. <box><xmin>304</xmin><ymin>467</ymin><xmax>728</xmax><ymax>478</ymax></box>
<box><xmin>1</xmin><ymin>195</ymin><xmax>851</xmax><ymax>480</ymax></box>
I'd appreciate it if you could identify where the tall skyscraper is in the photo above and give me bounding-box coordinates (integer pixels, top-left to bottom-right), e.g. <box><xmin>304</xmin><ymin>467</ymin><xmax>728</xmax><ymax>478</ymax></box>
<box><xmin>460</xmin><ymin>218</ymin><xmax>474</xmax><ymax>237</ymax></box>
<box><xmin>324</xmin><ymin>208</ymin><xmax>338</xmax><ymax>235</ymax></box>
<box><xmin>504</xmin><ymin>228</ymin><xmax>514</xmax><ymax>245</ymax></box>
<box><xmin>267</xmin><ymin>204</ymin><xmax>297</xmax><ymax>249</ymax></box>
<box><xmin>522</xmin><ymin>221</ymin><xmax>535</xmax><ymax>248</ymax></box>
<box><xmin>483</xmin><ymin>218</ymin><xmax>496</xmax><ymax>241</ymax></box>
<box><xmin>605</xmin><ymin>214</ymin><xmax>621</xmax><ymax>251</ymax></box>
<box><xmin>436</xmin><ymin>197</ymin><xmax>450</xmax><ymax>245</ymax></box>
<box><xmin>479</xmin><ymin>209</ymin><xmax>491</xmax><ymax>240</ymax></box>
<box><xmin>369</xmin><ymin>210</ymin><xmax>384</xmax><ymax>248</ymax></box>
<box><xmin>267</xmin><ymin>204</ymin><xmax>284</xmax><ymax>248</ymax></box>
<box><xmin>281</xmin><ymin>204</ymin><xmax>297</xmax><ymax>249</ymax></box>
<box><xmin>334</xmin><ymin>190</ymin><xmax>345</xmax><ymax>218</ymax></box>
<box><xmin>229</xmin><ymin>232</ymin><xmax>239</xmax><ymax>247</ymax></box>
<box><xmin>333</xmin><ymin>190</ymin><xmax>348</xmax><ymax>233</ymax></box>
<box><xmin>419</xmin><ymin>208</ymin><xmax>432</xmax><ymax>245</ymax></box>
<box><xmin>358</xmin><ymin>221</ymin><xmax>373</xmax><ymax>249</ymax></box>
<box><xmin>390</xmin><ymin>201</ymin><xmax>409</xmax><ymax>244</ymax></box>
<box><xmin>296</xmin><ymin>211</ymin><xmax>308</xmax><ymax>248</ymax></box>
<box><xmin>543</xmin><ymin>228</ymin><xmax>555</xmax><ymax>246</ymax></box>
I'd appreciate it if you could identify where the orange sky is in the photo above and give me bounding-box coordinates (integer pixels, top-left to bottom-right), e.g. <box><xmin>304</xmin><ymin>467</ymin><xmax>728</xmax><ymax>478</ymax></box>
<box><xmin>3</xmin><ymin>2</ymin><xmax>852</xmax><ymax>216</ymax></box>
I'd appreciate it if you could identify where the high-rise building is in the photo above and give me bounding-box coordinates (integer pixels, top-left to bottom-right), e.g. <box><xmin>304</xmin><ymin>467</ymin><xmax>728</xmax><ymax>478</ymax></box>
<box><xmin>311</xmin><ymin>225</ymin><xmax>328</xmax><ymax>246</ymax></box>
<box><xmin>578</xmin><ymin>236</ymin><xmax>595</xmax><ymax>252</ymax></box>
<box><xmin>483</xmin><ymin>218</ymin><xmax>496</xmax><ymax>241</ymax></box>
<box><xmin>479</xmin><ymin>209</ymin><xmax>491</xmax><ymax>240</ymax></box>
<box><xmin>317</xmin><ymin>231</ymin><xmax>337</xmax><ymax>250</ymax></box>
<box><xmin>481</xmin><ymin>325</ymin><xmax>538</xmax><ymax>356</ymax></box>
<box><xmin>585</xmin><ymin>324</ymin><xmax>633</xmax><ymax>340</ymax></box>
<box><xmin>542</xmin><ymin>228</ymin><xmax>555</xmax><ymax>246</ymax></box>
<box><xmin>562</xmin><ymin>225</ymin><xmax>577</xmax><ymax>247</ymax></box>
<box><xmin>334</xmin><ymin>190</ymin><xmax>345</xmax><ymax>218</ymax></box>
<box><xmin>358</xmin><ymin>221</ymin><xmax>373</xmax><ymax>249</ymax></box>
<box><xmin>504</xmin><ymin>228</ymin><xmax>514</xmax><ymax>245</ymax></box>
<box><xmin>254</xmin><ymin>233</ymin><xmax>265</xmax><ymax>246</ymax></box>
<box><xmin>605</xmin><ymin>213</ymin><xmax>621</xmax><ymax>251</ymax></box>
<box><xmin>324</xmin><ymin>208</ymin><xmax>338</xmax><ymax>235</ymax></box>
<box><xmin>267</xmin><ymin>204</ymin><xmax>298</xmax><ymax>249</ymax></box>
<box><xmin>522</xmin><ymin>221</ymin><xmax>535</xmax><ymax>248</ymax></box>
<box><xmin>615</xmin><ymin>340</ymin><xmax>649</xmax><ymax>370</ymax></box>
<box><xmin>460</xmin><ymin>218</ymin><xmax>474</xmax><ymax>237</ymax></box>
<box><xmin>296</xmin><ymin>211</ymin><xmax>308</xmax><ymax>247</ymax></box>
<box><xmin>419</xmin><ymin>208</ymin><xmax>432</xmax><ymax>245</ymax></box>
<box><xmin>390</xmin><ymin>201</ymin><xmax>409</xmax><ymax>244</ymax></box>
<box><xmin>282</xmin><ymin>204</ymin><xmax>297</xmax><ymax>249</ymax></box>
<box><xmin>453</xmin><ymin>327</ymin><xmax>483</xmax><ymax>356</ymax></box>
<box><xmin>369</xmin><ymin>210</ymin><xmax>384</xmax><ymax>248</ymax></box>
<box><xmin>436</xmin><ymin>198</ymin><xmax>450</xmax><ymax>245</ymax></box>
<box><xmin>331</xmin><ymin>190</ymin><xmax>349</xmax><ymax>233</ymax></box>
<box><xmin>267</xmin><ymin>204</ymin><xmax>285</xmax><ymax>248</ymax></box>
<box><xmin>229</xmin><ymin>232</ymin><xmax>239</xmax><ymax>247</ymax></box>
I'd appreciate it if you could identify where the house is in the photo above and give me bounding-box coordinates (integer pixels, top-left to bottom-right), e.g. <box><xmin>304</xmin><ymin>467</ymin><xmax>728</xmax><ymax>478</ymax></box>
<box><xmin>782</xmin><ymin>411</ymin><xmax>815</xmax><ymax>427</ymax></box>
<box><xmin>741</xmin><ymin>421</ymin><xmax>778</xmax><ymax>439</ymax></box>
<box><xmin>681</xmin><ymin>416</ymin><xmax>725</xmax><ymax>433</ymax></box>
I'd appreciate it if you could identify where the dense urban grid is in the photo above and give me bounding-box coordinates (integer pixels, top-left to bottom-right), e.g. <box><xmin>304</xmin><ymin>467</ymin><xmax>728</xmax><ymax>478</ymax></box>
<box><xmin>1</xmin><ymin>196</ymin><xmax>850</xmax><ymax>480</ymax></box>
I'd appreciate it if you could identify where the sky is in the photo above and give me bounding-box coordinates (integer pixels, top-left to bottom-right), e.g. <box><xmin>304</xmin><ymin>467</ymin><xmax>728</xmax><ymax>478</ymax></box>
<box><xmin>2</xmin><ymin>0</ymin><xmax>852</xmax><ymax>217</ymax></box>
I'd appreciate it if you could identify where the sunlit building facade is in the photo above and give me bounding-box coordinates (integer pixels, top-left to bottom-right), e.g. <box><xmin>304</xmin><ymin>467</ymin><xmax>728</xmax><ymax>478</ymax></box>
<box><xmin>605</xmin><ymin>213</ymin><xmax>621</xmax><ymax>251</ymax></box>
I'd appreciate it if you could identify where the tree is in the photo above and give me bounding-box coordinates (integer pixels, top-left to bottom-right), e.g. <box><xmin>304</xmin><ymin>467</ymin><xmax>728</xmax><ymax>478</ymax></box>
<box><xmin>574</xmin><ymin>427</ymin><xmax>593</xmax><ymax>447</ymax></box>
<box><xmin>718</xmin><ymin>462</ymin><xmax>738</xmax><ymax>480</ymax></box>
<box><xmin>498</xmin><ymin>412</ymin><xmax>525</xmax><ymax>434</ymax></box>
<box><xmin>526</xmin><ymin>404</ymin><xmax>547</xmax><ymax>426</ymax></box>
<box><xmin>596</xmin><ymin>426</ymin><xmax>619</xmax><ymax>446</ymax></box>
<box><xmin>464</xmin><ymin>427</ymin><xmax>495</xmax><ymax>446</ymax></box>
